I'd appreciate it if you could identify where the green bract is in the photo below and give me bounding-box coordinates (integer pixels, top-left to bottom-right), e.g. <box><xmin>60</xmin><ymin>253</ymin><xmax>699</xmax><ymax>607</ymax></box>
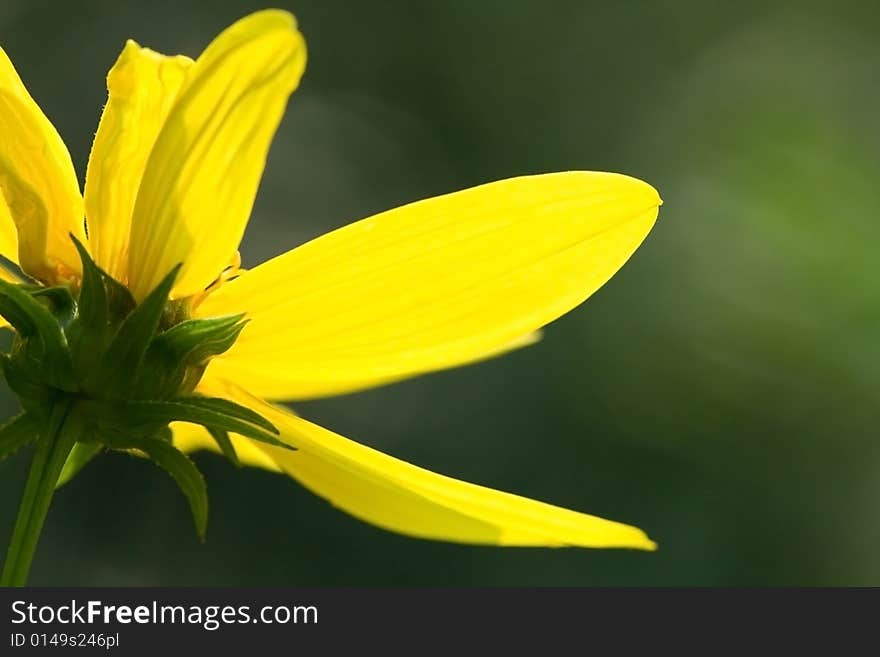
<box><xmin>0</xmin><ymin>237</ymin><xmax>285</xmax><ymax>558</ymax></box>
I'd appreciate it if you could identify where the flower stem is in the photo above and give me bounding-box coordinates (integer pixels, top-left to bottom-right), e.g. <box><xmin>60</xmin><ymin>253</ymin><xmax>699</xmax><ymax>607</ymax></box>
<box><xmin>1</xmin><ymin>399</ymin><xmax>78</xmax><ymax>586</ymax></box>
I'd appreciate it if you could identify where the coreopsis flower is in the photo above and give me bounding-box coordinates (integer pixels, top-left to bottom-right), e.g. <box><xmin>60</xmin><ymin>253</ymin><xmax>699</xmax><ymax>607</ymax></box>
<box><xmin>0</xmin><ymin>10</ymin><xmax>661</xmax><ymax>585</ymax></box>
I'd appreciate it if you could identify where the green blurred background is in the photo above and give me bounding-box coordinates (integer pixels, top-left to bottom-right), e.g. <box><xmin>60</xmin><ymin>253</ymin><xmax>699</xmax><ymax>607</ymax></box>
<box><xmin>2</xmin><ymin>0</ymin><xmax>879</xmax><ymax>585</ymax></box>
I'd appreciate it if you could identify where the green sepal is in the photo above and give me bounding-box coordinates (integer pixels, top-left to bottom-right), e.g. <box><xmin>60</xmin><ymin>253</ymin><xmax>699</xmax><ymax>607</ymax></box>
<box><xmin>0</xmin><ymin>412</ymin><xmax>40</xmax><ymax>462</ymax></box>
<box><xmin>0</xmin><ymin>355</ymin><xmax>52</xmax><ymax>411</ymax></box>
<box><xmin>66</xmin><ymin>238</ymin><xmax>111</xmax><ymax>377</ymax></box>
<box><xmin>0</xmin><ymin>279</ymin><xmax>68</xmax><ymax>343</ymax></box>
<box><xmin>83</xmin><ymin>263</ymin><xmax>181</xmax><ymax>398</ymax></box>
<box><xmin>152</xmin><ymin>315</ymin><xmax>247</xmax><ymax>364</ymax></box>
<box><xmin>30</xmin><ymin>286</ymin><xmax>75</xmax><ymax>327</ymax></box>
<box><xmin>117</xmin><ymin>398</ymin><xmax>289</xmax><ymax>449</ymax></box>
<box><xmin>125</xmin><ymin>437</ymin><xmax>208</xmax><ymax>541</ymax></box>
<box><xmin>0</xmin><ymin>280</ymin><xmax>75</xmax><ymax>391</ymax></box>
<box><xmin>135</xmin><ymin>315</ymin><xmax>246</xmax><ymax>399</ymax></box>
<box><xmin>69</xmin><ymin>235</ymin><xmax>136</xmax><ymax>319</ymax></box>
<box><xmin>56</xmin><ymin>441</ymin><xmax>103</xmax><ymax>488</ymax></box>
<box><xmin>0</xmin><ymin>280</ymin><xmax>52</xmax><ymax>335</ymax></box>
<box><xmin>65</xmin><ymin>238</ymin><xmax>136</xmax><ymax>385</ymax></box>
<box><xmin>207</xmin><ymin>427</ymin><xmax>240</xmax><ymax>467</ymax></box>
<box><xmin>179</xmin><ymin>396</ymin><xmax>278</xmax><ymax>434</ymax></box>
<box><xmin>67</xmin><ymin>236</ymin><xmax>136</xmax><ymax>325</ymax></box>
<box><xmin>73</xmin><ymin>237</ymin><xmax>106</xmax><ymax>319</ymax></box>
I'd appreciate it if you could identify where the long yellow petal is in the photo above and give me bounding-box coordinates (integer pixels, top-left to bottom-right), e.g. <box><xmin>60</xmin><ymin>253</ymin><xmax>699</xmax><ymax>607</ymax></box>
<box><xmin>207</xmin><ymin>329</ymin><xmax>544</xmax><ymax>401</ymax></box>
<box><xmin>198</xmin><ymin>172</ymin><xmax>660</xmax><ymax>400</ymax></box>
<box><xmin>0</xmin><ymin>201</ymin><xmax>19</xmax><ymax>322</ymax></box>
<box><xmin>127</xmin><ymin>10</ymin><xmax>306</xmax><ymax>301</ymax></box>
<box><xmin>0</xmin><ymin>192</ymin><xmax>19</xmax><ymax>289</ymax></box>
<box><xmin>0</xmin><ymin>191</ymin><xmax>19</xmax><ymax>266</ymax></box>
<box><xmin>194</xmin><ymin>378</ymin><xmax>656</xmax><ymax>549</ymax></box>
<box><xmin>84</xmin><ymin>41</ymin><xmax>192</xmax><ymax>283</ymax></box>
<box><xmin>0</xmin><ymin>46</ymin><xmax>84</xmax><ymax>282</ymax></box>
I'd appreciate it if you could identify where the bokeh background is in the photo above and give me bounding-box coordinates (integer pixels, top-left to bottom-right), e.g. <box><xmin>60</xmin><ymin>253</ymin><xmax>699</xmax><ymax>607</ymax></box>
<box><xmin>1</xmin><ymin>0</ymin><xmax>879</xmax><ymax>585</ymax></box>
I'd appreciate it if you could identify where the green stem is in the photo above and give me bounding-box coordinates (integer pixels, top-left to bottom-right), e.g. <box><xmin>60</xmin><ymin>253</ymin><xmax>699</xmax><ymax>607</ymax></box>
<box><xmin>1</xmin><ymin>399</ymin><xmax>78</xmax><ymax>586</ymax></box>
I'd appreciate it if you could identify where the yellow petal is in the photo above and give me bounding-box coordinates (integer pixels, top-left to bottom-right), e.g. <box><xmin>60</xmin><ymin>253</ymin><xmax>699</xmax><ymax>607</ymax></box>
<box><xmin>0</xmin><ymin>195</ymin><xmax>22</xmax><ymax>326</ymax></box>
<box><xmin>170</xmin><ymin>421</ymin><xmax>281</xmax><ymax>472</ymax></box>
<box><xmin>0</xmin><ymin>46</ymin><xmax>84</xmax><ymax>282</ymax></box>
<box><xmin>0</xmin><ymin>192</ymin><xmax>19</xmax><ymax>289</ymax></box>
<box><xmin>207</xmin><ymin>329</ymin><xmax>544</xmax><ymax>400</ymax></box>
<box><xmin>199</xmin><ymin>172</ymin><xmax>660</xmax><ymax>400</ymax></box>
<box><xmin>198</xmin><ymin>377</ymin><xmax>656</xmax><ymax>549</ymax></box>
<box><xmin>84</xmin><ymin>41</ymin><xmax>192</xmax><ymax>283</ymax></box>
<box><xmin>0</xmin><ymin>191</ymin><xmax>19</xmax><ymax>266</ymax></box>
<box><xmin>0</xmin><ymin>201</ymin><xmax>20</xmax><ymax>322</ymax></box>
<box><xmin>127</xmin><ymin>10</ymin><xmax>306</xmax><ymax>301</ymax></box>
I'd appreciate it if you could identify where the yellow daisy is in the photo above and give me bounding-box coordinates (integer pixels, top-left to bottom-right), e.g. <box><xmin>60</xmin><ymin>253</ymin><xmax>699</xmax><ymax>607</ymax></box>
<box><xmin>0</xmin><ymin>10</ymin><xmax>660</xmax><ymax>585</ymax></box>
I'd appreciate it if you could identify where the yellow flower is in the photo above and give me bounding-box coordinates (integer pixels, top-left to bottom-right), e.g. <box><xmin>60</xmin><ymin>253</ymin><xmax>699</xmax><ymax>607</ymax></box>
<box><xmin>0</xmin><ymin>9</ymin><xmax>660</xmax><ymax>559</ymax></box>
